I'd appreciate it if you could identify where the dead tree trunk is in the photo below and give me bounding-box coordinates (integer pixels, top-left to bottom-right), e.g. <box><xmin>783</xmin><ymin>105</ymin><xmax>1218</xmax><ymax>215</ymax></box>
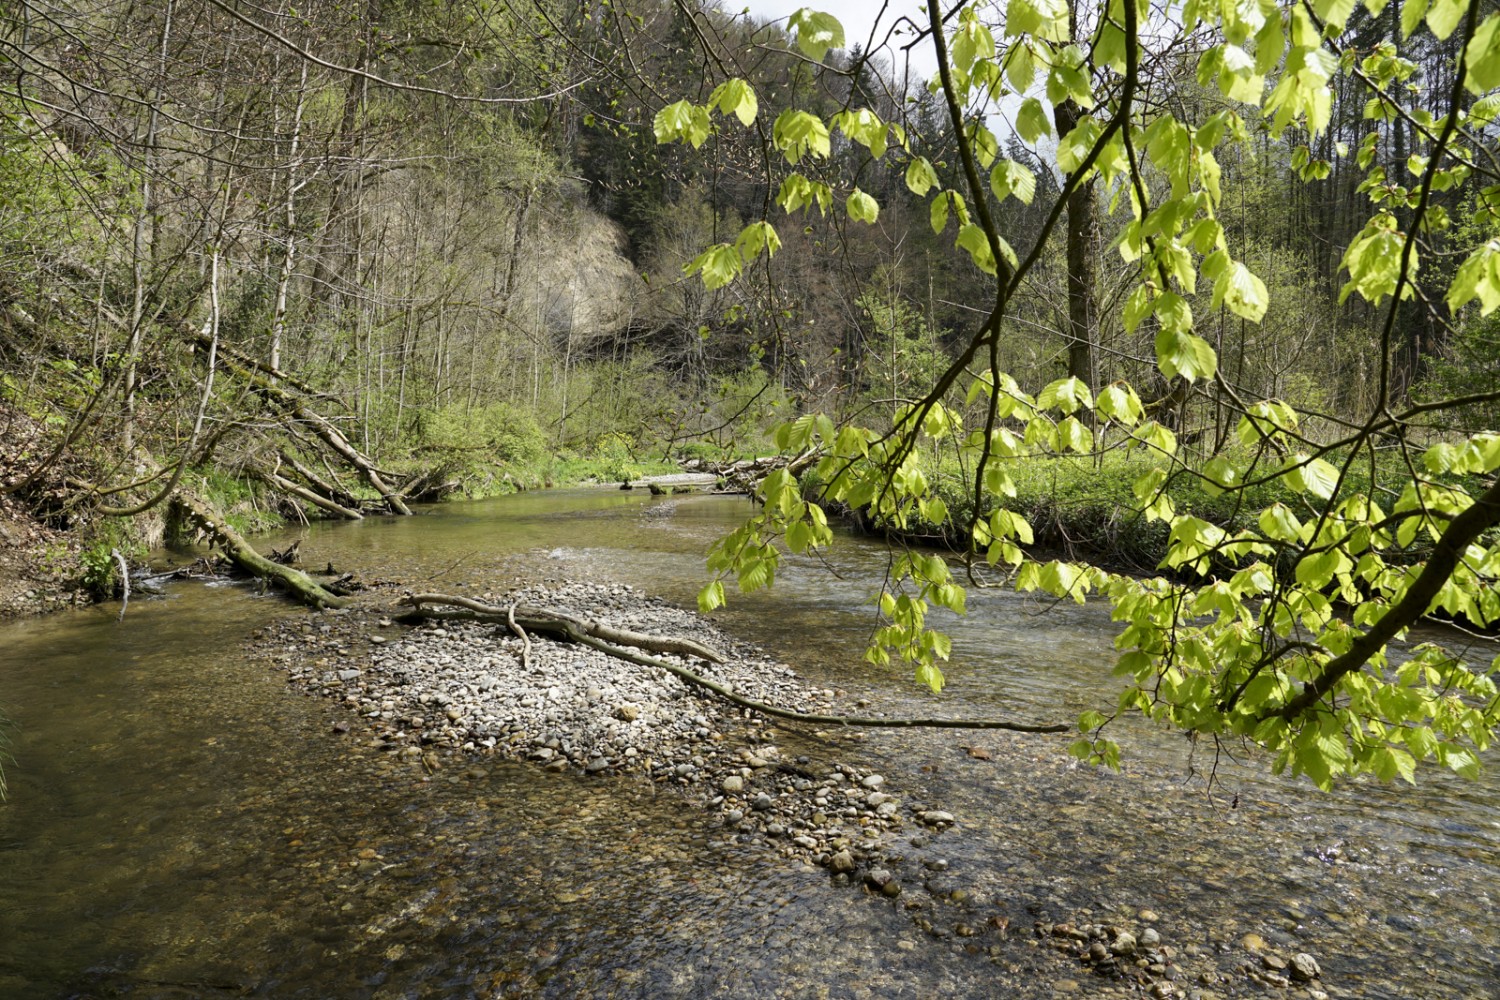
<box><xmin>172</xmin><ymin>492</ymin><xmax>348</xmax><ymax>608</ymax></box>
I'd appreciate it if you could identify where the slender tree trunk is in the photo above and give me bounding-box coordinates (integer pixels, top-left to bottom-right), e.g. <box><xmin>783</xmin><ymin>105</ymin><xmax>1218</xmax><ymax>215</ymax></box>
<box><xmin>1054</xmin><ymin>97</ymin><xmax>1098</xmax><ymax>391</ymax></box>
<box><xmin>270</xmin><ymin>59</ymin><xmax>309</xmax><ymax>375</ymax></box>
<box><xmin>124</xmin><ymin>0</ymin><xmax>176</xmax><ymax>452</ymax></box>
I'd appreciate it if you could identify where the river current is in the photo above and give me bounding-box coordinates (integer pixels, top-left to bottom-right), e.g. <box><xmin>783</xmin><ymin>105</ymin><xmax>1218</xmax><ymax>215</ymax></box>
<box><xmin>0</xmin><ymin>489</ymin><xmax>1496</xmax><ymax>998</ymax></box>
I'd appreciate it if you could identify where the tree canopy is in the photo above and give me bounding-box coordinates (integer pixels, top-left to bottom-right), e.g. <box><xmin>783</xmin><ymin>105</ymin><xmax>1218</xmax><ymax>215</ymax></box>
<box><xmin>655</xmin><ymin>0</ymin><xmax>1500</xmax><ymax>788</ymax></box>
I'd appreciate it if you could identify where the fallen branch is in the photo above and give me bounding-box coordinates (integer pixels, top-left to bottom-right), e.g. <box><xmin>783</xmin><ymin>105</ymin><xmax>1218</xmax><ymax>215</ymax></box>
<box><xmin>507</xmin><ymin>601</ymin><xmax>532</xmax><ymax>670</ymax></box>
<box><xmin>397</xmin><ymin>592</ymin><xmax>725</xmax><ymax>663</ymax></box>
<box><xmin>172</xmin><ymin>492</ymin><xmax>348</xmax><ymax>609</ymax></box>
<box><xmin>396</xmin><ymin>593</ymin><xmax>1069</xmax><ymax>734</ymax></box>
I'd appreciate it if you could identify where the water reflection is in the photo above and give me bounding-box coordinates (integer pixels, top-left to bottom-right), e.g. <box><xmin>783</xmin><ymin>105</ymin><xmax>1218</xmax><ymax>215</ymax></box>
<box><xmin>0</xmin><ymin>489</ymin><xmax>1495</xmax><ymax>998</ymax></box>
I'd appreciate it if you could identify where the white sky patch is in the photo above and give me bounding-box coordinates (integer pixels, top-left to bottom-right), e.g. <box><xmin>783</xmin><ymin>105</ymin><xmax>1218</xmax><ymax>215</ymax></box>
<box><xmin>735</xmin><ymin>1</ymin><xmax>940</xmax><ymax>82</ymax></box>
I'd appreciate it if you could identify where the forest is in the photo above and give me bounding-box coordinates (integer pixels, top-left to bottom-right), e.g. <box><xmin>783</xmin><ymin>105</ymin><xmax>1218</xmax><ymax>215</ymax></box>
<box><xmin>1</xmin><ymin>0</ymin><xmax>1499</xmax><ymax>786</ymax></box>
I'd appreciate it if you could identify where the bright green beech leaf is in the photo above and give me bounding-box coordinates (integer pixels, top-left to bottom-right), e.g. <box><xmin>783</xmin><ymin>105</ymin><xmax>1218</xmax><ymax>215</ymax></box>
<box><xmin>1259</xmin><ymin>503</ymin><xmax>1304</xmax><ymax>543</ymax></box>
<box><xmin>1426</xmin><ymin>0</ymin><xmax>1467</xmax><ymax>39</ymax></box>
<box><xmin>772</xmin><ymin>109</ymin><xmax>831</xmax><ymax>163</ymax></box>
<box><xmin>1446</xmin><ymin>241</ymin><xmax>1500</xmax><ymax>315</ymax></box>
<box><xmin>1211</xmin><ymin>261</ymin><xmax>1270</xmax><ymax>322</ymax></box>
<box><xmin>1017</xmin><ymin>97</ymin><xmax>1052</xmax><ymax>144</ymax></box>
<box><xmin>709</xmin><ymin>78</ymin><xmax>758</xmax><ymax>126</ymax></box>
<box><xmin>905</xmin><ymin>156</ymin><xmax>939</xmax><ymax>196</ymax></box>
<box><xmin>1465</xmin><ymin>15</ymin><xmax>1500</xmax><ymax>93</ymax></box>
<box><xmin>1284</xmin><ymin>455</ymin><xmax>1340</xmax><ymax>500</ymax></box>
<box><xmin>846</xmin><ymin>188</ymin><xmax>880</xmax><ymax>224</ymax></box>
<box><xmin>1155</xmin><ymin>328</ymin><xmax>1218</xmax><ymax>381</ymax></box>
<box><xmin>989</xmin><ymin>159</ymin><xmax>1037</xmax><ymax>204</ymax></box>
<box><xmin>654</xmin><ymin>100</ymin><xmax>711</xmax><ymax>148</ymax></box>
<box><xmin>788</xmin><ymin>8</ymin><xmax>845</xmax><ymax>62</ymax></box>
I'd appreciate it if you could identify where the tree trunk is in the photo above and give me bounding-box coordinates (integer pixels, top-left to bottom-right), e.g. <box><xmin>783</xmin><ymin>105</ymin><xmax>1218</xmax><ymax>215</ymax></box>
<box><xmin>172</xmin><ymin>492</ymin><xmax>348</xmax><ymax>608</ymax></box>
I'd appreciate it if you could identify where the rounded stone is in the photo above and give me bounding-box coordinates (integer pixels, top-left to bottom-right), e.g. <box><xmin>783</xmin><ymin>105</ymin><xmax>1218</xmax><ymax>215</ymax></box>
<box><xmin>1289</xmin><ymin>953</ymin><xmax>1321</xmax><ymax>981</ymax></box>
<box><xmin>1110</xmin><ymin>931</ymin><xmax>1138</xmax><ymax>956</ymax></box>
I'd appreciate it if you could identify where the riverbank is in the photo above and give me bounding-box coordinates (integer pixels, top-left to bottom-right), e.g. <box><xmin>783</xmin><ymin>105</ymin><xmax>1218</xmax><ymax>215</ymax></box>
<box><xmin>249</xmin><ymin>579</ymin><xmax>1334</xmax><ymax>999</ymax></box>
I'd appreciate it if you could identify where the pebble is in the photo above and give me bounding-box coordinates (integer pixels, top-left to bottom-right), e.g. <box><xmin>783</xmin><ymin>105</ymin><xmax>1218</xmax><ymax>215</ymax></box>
<box><xmin>1289</xmin><ymin>953</ymin><xmax>1321</xmax><ymax>981</ymax></box>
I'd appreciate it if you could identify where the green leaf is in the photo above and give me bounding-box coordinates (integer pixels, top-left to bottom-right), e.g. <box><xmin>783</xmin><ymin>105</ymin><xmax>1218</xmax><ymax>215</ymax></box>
<box><xmin>1037</xmin><ymin>376</ymin><xmax>1092</xmax><ymax>415</ymax></box>
<box><xmin>835</xmin><ymin>108</ymin><xmax>889</xmax><ymax>158</ymax></box>
<box><xmin>734</xmin><ymin>221</ymin><xmax>781</xmax><ymax>263</ymax></box>
<box><xmin>787</xmin><ymin>8</ymin><xmax>845</xmax><ymax>62</ymax></box>
<box><xmin>1016</xmin><ymin>97</ymin><xmax>1052</xmax><ymax>144</ymax></box>
<box><xmin>989</xmin><ymin>159</ymin><xmax>1037</xmax><ymax>204</ymax></box>
<box><xmin>1313</xmin><ymin>0</ymin><xmax>1358</xmax><ymax>31</ymax></box>
<box><xmin>1259</xmin><ymin>503</ymin><xmax>1303</xmax><ymax>543</ymax></box>
<box><xmin>684</xmin><ymin>243</ymin><xmax>742</xmax><ymax>289</ymax></box>
<box><xmin>905</xmin><ymin>156</ymin><xmax>939</xmax><ymax>196</ymax></box>
<box><xmin>1057</xmin><ymin>415</ymin><xmax>1092</xmax><ymax>453</ymax></box>
<box><xmin>709</xmin><ymin>78</ymin><xmax>759</xmax><ymax>126</ymax></box>
<box><xmin>1096</xmin><ymin>383</ymin><xmax>1144</xmax><ymax>425</ymax></box>
<box><xmin>1155</xmin><ymin>328</ymin><xmax>1219</xmax><ymax>381</ymax></box>
<box><xmin>777</xmin><ymin>174</ymin><xmax>832</xmax><ymax>215</ymax></box>
<box><xmin>654</xmin><ymin>100</ymin><xmax>711</xmax><ymax>148</ymax></box>
<box><xmin>772</xmin><ymin>109</ymin><xmax>831</xmax><ymax>164</ymax></box>
<box><xmin>1402</xmin><ymin>0</ymin><xmax>1432</xmax><ymax>37</ymax></box>
<box><xmin>951</xmin><ymin>11</ymin><xmax>995</xmax><ymax>73</ymax></box>
<box><xmin>1295</xmin><ymin>549</ymin><xmax>1343</xmax><ymax>588</ymax></box>
<box><xmin>931</xmin><ymin>192</ymin><xmax>952</xmax><ymax>234</ymax></box>
<box><xmin>1005</xmin><ymin>40</ymin><xmax>1036</xmax><ymax>92</ymax></box>
<box><xmin>697</xmin><ymin>579</ymin><xmax>726</xmax><ymax>613</ymax></box>
<box><xmin>956</xmin><ymin>224</ymin><xmax>997</xmax><ymax>275</ymax></box>
<box><xmin>1426</xmin><ymin>0</ymin><xmax>1466</xmax><ymax>39</ymax></box>
<box><xmin>1284</xmin><ymin>455</ymin><xmax>1340</xmax><ymax>500</ymax></box>
<box><xmin>1057</xmin><ymin>116</ymin><xmax>1101</xmax><ymax>175</ymax></box>
<box><xmin>1211</xmin><ymin>261</ymin><xmax>1270</xmax><ymax>322</ymax></box>
<box><xmin>1465</xmin><ymin>15</ymin><xmax>1500</xmax><ymax>93</ymax></box>
<box><xmin>1078</xmin><ymin>710</ymin><xmax>1108</xmax><ymax>733</ymax></box>
<box><xmin>1446</xmin><ymin>241</ymin><xmax>1500</xmax><ymax>315</ymax></box>
<box><xmin>847</xmin><ymin>187</ymin><xmax>880</xmax><ymax>224</ymax></box>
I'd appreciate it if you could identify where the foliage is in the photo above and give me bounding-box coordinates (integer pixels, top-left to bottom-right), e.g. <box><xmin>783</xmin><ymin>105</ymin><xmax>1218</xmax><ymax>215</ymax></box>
<box><xmin>666</xmin><ymin>2</ymin><xmax>1500</xmax><ymax>788</ymax></box>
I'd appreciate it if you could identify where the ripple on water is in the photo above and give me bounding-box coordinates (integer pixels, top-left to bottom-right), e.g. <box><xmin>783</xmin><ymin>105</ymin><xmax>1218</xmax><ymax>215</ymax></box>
<box><xmin>0</xmin><ymin>490</ymin><xmax>1496</xmax><ymax>999</ymax></box>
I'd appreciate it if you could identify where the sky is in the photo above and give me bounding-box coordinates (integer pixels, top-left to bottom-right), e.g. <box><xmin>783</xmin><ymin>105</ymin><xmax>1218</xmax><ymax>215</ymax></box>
<box><xmin>737</xmin><ymin>2</ymin><xmax>939</xmax><ymax>80</ymax></box>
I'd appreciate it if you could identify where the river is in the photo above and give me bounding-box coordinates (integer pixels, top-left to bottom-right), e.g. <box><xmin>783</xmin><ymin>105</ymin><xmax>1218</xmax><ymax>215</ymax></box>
<box><xmin>0</xmin><ymin>489</ymin><xmax>1496</xmax><ymax>998</ymax></box>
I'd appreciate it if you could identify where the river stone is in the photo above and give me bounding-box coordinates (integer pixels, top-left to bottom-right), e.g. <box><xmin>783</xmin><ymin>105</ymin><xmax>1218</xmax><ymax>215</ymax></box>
<box><xmin>920</xmin><ymin>810</ymin><xmax>955</xmax><ymax>826</ymax></box>
<box><xmin>861</xmin><ymin>774</ymin><xmax>885</xmax><ymax>789</ymax></box>
<box><xmin>721</xmin><ymin>775</ymin><xmax>744</xmax><ymax>794</ymax></box>
<box><xmin>829</xmin><ymin>850</ymin><xmax>856</xmax><ymax>873</ymax></box>
<box><xmin>1289</xmin><ymin>953</ymin><xmax>1321</xmax><ymax>981</ymax></box>
<box><xmin>585</xmin><ymin>757</ymin><xmax>609</xmax><ymax>773</ymax></box>
<box><xmin>1140</xmin><ymin>927</ymin><xmax>1161</xmax><ymax>947</ymax></box>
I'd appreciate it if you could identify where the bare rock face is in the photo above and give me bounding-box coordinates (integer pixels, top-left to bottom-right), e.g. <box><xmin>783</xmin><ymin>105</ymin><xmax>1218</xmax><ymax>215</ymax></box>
<box><xmin>520</xmin><ymin>209</ymin><xmax>640</xmax><ymax>344</ymax></box>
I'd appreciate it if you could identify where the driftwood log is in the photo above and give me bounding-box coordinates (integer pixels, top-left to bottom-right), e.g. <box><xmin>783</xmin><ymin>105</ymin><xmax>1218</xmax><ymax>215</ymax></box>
<box><xmin>397</xmin><ymin>593</ymin><xmax>1069</xmax><ymax>734</ymax></box>
<box><xmin>172</xmin><ymin>492</ymin><xmax>348</xmax><ymax>608</ymax></box>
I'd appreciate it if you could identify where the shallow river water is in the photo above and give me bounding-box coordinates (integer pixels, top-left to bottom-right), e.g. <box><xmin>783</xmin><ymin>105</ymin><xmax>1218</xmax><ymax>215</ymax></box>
<box><xmin>0</xmin><ymin>489</ymin><xmax>1496</xmax><ymax>999</ymax></box>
